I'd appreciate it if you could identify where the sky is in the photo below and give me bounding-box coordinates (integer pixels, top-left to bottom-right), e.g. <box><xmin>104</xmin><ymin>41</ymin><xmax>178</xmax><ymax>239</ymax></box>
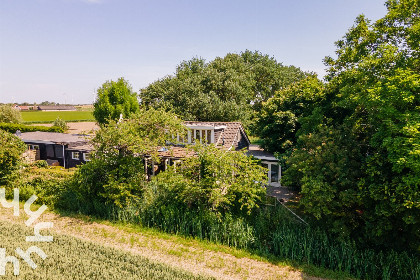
<box><xmin>0</xmin><ymin>0</ymin><xmax>388</xmax><ymax>104</ymax></box>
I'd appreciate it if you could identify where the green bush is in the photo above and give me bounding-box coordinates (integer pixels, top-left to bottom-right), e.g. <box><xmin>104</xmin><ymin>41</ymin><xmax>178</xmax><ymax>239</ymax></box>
<box><xmin>0</xmin><ymin>105</ymin><xmax>22</xmax><ymax>123</ymax></box>
<box><xmin>8</xmin><ymin>166</ymin><xmax>74</xmax><ymax>206</ymax></box>
<box><xmin>0</xmin><ymin>130</ymin><xmax>26</xmax><ymax>185</ymax></box>
<box><xmin>0</xmin><ymin>122</ymin><xmax>64</xmax><ymax>133</ymax></box>
<box><xmin>33</xmin><ymin>160</ymin><xmax>48</xmax><ymax>168</ymax></box>
<box><xmin>52</xmin><ymin>117</ymin><xmax>69</xmax><ymax>131</ymax></box>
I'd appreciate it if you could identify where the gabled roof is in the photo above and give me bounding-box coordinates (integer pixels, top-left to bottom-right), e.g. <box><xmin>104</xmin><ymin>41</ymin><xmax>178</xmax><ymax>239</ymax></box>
<box><xmin>184</xmin><ymin>121</ymin><xmax>250</xmax><ymax>150</ymax></box>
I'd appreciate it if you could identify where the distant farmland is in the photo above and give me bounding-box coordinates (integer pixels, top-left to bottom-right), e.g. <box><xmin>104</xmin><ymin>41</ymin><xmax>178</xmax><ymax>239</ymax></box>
<box><xmin>22</xmin><ymin>110</ymin><xmax>95</xmax><ymax>123</ymax></box>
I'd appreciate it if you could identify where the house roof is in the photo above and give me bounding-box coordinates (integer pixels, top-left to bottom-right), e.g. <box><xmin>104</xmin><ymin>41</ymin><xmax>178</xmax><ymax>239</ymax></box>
<box><xmin>246</xmin><ymin>144</ymin><xmax>278</xmax><ymax>162</ymax></box>
<box><xmin>18</xmin><ymin>132</ymin><xmax>91</xmax><ymax>146</ymax></box>
<box><xmin>184</xmin><ymin>121</ymin><xmax>250</xmax><ymax>150</ymax></box>
<box><xmin>37</xmin><ymin>105</ymin><xmax>76</xmax><ymax>111</ymax></box>
<box><xmin>157</xmin><ymin>146</ymin><xmax>196</xmax><ymax>159</ymax></box>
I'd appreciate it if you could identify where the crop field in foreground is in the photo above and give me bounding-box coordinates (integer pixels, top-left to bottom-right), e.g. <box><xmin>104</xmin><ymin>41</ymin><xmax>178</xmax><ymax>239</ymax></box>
<box><xmin>0</xmin><ymin>221</ymin><xmax>213</xmax><ymax>280</ymax></box>
<box><xmin>21</xmin><ymin>111</ymin><xmax>95</xmax><ymax>123</ymax></box>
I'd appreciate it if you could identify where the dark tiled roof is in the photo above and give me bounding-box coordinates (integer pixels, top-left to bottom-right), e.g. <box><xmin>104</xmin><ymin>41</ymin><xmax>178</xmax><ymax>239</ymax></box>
<box><xmin>37</xmin><ymin>105</ymin><xmax>76</xmax><ymax>111</ymax></box>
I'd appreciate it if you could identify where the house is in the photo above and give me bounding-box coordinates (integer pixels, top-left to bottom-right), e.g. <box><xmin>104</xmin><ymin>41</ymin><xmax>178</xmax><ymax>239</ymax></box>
<box><xmin>37</xmin><ymin>105</ymin><xmax>76</xmax><ymax>111</ymax></box>
<box><xmin>16</xmin><ymin>121</ymin><xmax>281</xmax><ymax>185</ymax></box>
<box><xmin>11</xmin><ymin>104</ymin><xmax>33</xmax><ymax>111</ymax></box>
<box><xmin>146</xmin><ymin>121</ymin><xmax>281</xmax><ymax>185</ymax></box>
<box><xmin>246</xmin><ymin>145</ymin><xmax>281</xmax><ymax>187</ymax></box>
<box><xmin>19</xmin><ymin>105</ymin><xmax>33</xmax><ymax>111</ymax></box>
<box><xmin>17</xmin><ymin>131</ymin><xmax>92</xmax><ymax>168</ymax></box>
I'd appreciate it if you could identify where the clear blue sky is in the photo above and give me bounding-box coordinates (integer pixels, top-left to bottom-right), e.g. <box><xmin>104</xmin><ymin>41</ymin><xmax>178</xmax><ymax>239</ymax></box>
<box><xmin>0</xmin><ymin>0</ymin><xmax>388</xmax><ymax>104</ymax></box>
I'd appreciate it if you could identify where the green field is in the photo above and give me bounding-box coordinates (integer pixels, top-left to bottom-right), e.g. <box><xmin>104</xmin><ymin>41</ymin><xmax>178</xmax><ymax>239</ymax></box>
<box><xmin>21</xmin><ymin>111</ymin><xmax>95</xmax><ymax>123</ymax></box>
<box><xmin>0</xmin><ymin>221</ymin><xmax>213</xmax><ymax>280</ymax></box>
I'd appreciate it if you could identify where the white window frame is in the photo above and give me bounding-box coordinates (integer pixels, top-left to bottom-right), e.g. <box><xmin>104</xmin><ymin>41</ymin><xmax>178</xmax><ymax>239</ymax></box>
<box><xmin>71</xmin><ymin>152</ymin><xmax>80</xmax><ymax>160</ymax></box>
<box><xmin>83</xmin><ymin>153</ymin><xmax>91</xmax><ymax>161</ymax></box>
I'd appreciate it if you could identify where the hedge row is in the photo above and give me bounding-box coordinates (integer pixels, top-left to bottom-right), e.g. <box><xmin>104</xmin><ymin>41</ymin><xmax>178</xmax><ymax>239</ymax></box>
<box><xmin>0</xmin><ymin>122</ymin><xmax>64</xmax><ymax>133</ymax></box>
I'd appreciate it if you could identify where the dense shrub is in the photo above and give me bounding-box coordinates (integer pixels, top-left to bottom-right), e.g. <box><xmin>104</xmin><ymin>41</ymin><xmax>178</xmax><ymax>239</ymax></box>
<box><xmin>0</xmin><ymin>105</ymin><xmax>22</xmax><ymax>123</ymax></box>
<box><xmin>52</xmin><ymin>117</ymin><xmax>69</xmax><ymax>131</ymax></box>
<box><xmin>0</xmin><ymin>123</ymin><xmax>64</xmax><ymax>133</ymax></box>
<box><xmin>0</xmin><ymin>130</ymin><xmax>26</xmax><ymax>185</ymax></box>
<box><xmin>9</xmin><ymin>166</ymin><xmax>74</xmax><ymax>206</ymax></box>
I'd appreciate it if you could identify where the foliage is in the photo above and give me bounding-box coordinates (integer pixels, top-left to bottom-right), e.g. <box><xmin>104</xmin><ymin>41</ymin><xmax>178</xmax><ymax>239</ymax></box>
<box><xmin>0</xmin><ymin>130</ymin><xmax>26</xmax><ymax>185</ymax></box>
<box><xmin>52</xmin><ymin>117</ymin><xmax>69</xmax><ymax>131</ymax></box>
<box><xmin>140</xmin><ymin>51</ymin><xmax>308</xmax><ymax>127</ymax></box>
<box><xmin>282</xmin><ymin>0</ymin><xmax>420</xmax><ymax>250</ymax></box>
<box><xmin>0</xmin><ymin>104</ymin><xmax>23</xmax><ymax>123</ymax></box>
<box><xmin>68</xmin><ymin>108</ymin><xmax>186</xmax><ymax>211</ymax></box>
<box><xmin>0</xmin><ymin>123</ymin><xmax>64</xmax><ymax>133</ymax></box>
<box><xmin>151</xmin><ymin>144</ymin><xmax>267</xmax><ymax>217</ymax></box>
<box><xmin>33</xmin><ymin>160</ymin><xmax>48</xmax><ymax>168</ymax></box>
<box><xmin>0</xmin><ymin>222</ymin><xmax>213</xmax><ymax>280</ymax></box>
<box><xmin>255</xmin><ymin>75</ymin><xmax>325</xmax><ymax>154</ymax></box>
<box><xmin>9</xmin><ymin>166</ymin><xmax>74</xmax><ymax>206</ymax></box>
<box><xmin>93</xmin><ymin>77</ymin><xmax>140</xmax><ymax>125</ymax></box>
<box><xmin>271</xmin><ymin>220</ymin><xmax>420</xmax><ymax>280</ymax></box>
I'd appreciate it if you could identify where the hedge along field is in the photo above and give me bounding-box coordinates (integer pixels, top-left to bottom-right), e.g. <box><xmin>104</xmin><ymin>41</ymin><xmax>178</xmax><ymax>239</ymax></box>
<box><xmin>0</xmin><ymin>221</ymin><xmax>213</xmax><ymax>280</ymax></box>
<box><xmin>21</xmin><ymin>111</ymin><xmax>95</xmax><ymax>123</ymax></box>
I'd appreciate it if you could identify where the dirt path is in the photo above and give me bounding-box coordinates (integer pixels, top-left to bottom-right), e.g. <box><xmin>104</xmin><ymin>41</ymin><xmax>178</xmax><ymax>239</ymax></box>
<box><xmin>0</xmin><ymin>206</ymin><xmax>319</xmax><ymax>280</ymax></box>
<box><xmin>32</xmin><ymin>121</ymin><xmax>98</xmax><ymax>134</ymax></box>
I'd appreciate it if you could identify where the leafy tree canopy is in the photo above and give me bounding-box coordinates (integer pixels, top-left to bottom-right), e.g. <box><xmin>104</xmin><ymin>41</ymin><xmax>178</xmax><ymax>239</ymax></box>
<box><xmin>254</xmin><ymin>75</ymin><xmax>325</xmax><ymax>155</ymax></box>
<box><xmin>281</xmin><ymin>0</ymin><xmax>419</xmax><ymax>251</ymax></box>
<box><xmin>140</xmin><ymin>50</ymin><xmax>309</xmax><ymax>127</ymax></box>
<box><xmin>93</xmin><ymin>78</ymin><xmax>140</xmax><ymax>125</ymax></box>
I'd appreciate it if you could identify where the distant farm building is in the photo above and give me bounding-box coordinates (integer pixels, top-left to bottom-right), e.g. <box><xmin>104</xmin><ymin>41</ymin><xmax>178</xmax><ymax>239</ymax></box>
<box><xmin>37</xmin><ymin>105</ymin><xmax>76</xmax><ymax>111</ymax></box>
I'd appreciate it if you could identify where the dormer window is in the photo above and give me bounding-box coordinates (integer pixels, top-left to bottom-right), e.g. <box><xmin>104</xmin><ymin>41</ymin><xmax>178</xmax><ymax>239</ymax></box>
<box><xmin>189</xmin><ymin>128</ymin><xmax>214</xmax><ymax>144</ymax></box>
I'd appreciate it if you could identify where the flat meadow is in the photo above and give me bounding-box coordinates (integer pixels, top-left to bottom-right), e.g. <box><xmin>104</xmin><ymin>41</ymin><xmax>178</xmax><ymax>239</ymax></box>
<box><xmin>21</xmin><ymin>110</ymin><xmax>95</xmax><ymax>123</ymax></box>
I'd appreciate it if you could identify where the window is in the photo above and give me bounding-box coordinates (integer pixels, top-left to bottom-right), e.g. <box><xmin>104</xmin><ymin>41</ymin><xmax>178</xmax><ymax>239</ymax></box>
<box><xmin>71</xmin><ymin>152</ymin><xmax>80</xmax><ymax>160</ymax></box>
<box><xmin>270</xmin><ymin>164</ymin><xmax>279</xmax><ymax>183</ymax></box>
<box><xmin>83</xmin><ymin>153</ymin><xmax>91</xmax><ymax>161</ymax></box>
<box><xmin>28</xmin><ymin>145</ymin><xmax>39</xmax><ymax>150</ymax></box>
<box><xmin>206</xmin><ymin>130</ymin><xmax>212</xmax><ymax>144</ymax></box>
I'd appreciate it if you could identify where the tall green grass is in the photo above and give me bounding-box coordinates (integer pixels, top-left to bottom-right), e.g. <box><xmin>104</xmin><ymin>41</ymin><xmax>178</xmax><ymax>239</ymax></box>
<box><xmin>74</xmin><ymin>199</ymin><xmax>420</xmax><ymax>280</ymax></box>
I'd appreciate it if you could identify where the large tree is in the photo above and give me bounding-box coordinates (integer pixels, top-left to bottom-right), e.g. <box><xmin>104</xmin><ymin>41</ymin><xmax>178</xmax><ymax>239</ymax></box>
<box><xmin>254</xmin><ymin>75</ymin><xmax>325</xmax><ymax>155</ymax></box>
<box><xmin>139</xmin><ymin>51</ymin><xmax>308</xmax><ymax>127</ymax></box>
<box><xmin>93</xmin><ymin>78</ymin><xmax>140</xmax><ymax>125</ymax></box>
<box><xmin>282</xmin><ymin>0</ymin><xmax>419</xmax><ymax>251</ymax></box>
<box><xmin>70</xmin><ymin>108</ymin><xmax>186</xmax><ymax>211</ymax></box>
